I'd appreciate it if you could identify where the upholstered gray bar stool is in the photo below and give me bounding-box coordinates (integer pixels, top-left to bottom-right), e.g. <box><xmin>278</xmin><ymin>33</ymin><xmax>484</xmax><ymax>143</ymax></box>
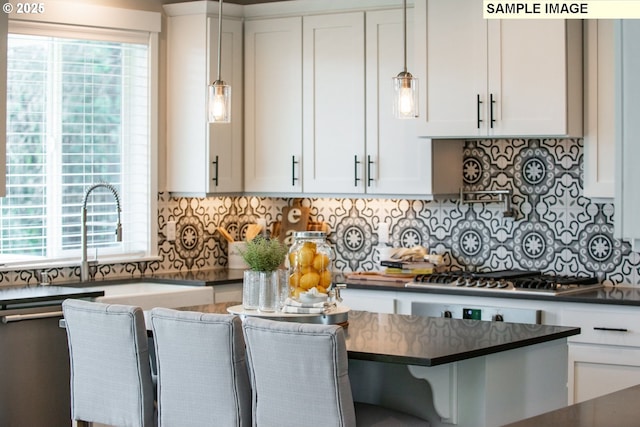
<box><xmin>242</xmin><ymin>317</ymin><xmax>430</xmax><ymax>427</ymax></box>
<box><xmin>62</xmin><ymin>299</ymin><xmax>155</xmax><ymax>427</ymax></box>
<box><xmin>149</xmin><ymin>308</ymin><xmax>251</xmax><ymax>427</ymax></box>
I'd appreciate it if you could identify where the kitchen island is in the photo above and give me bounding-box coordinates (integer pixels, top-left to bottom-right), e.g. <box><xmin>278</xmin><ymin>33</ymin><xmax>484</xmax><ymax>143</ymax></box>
<box><xmin>337</xmin><ymin>276</ymin><xmax>640</xmax><ymax>406</ymax></box>
<box><xmin>502</xmin><ymin>383</ymin><xmax>640</xmax><ymax>427</ymax></box>
<box><xmin>176</xmin><ymin>303</ymin><xmax>580</xmax><ymax>427</ymax></box>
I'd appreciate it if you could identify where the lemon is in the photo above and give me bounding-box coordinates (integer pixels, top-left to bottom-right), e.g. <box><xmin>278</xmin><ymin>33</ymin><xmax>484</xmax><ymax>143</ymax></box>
<box><xmin>297</xmin><ymin>247</ymin><xmax>315</xmax><ymax>267</ymax></box>
<box><xmin>299</xmin><ymin>271</ymin><xmax>320</xmax><ymax>289</ymax></box>
<box><xmin>312</xmin><ymin>253</ymin><xmax>330</xmax><ymax>271</ymax></box>
<box><xmin>299</xmin><ymin>265</ymin><xmax>315</xmax><ymax>275</ymax></box>
<box><xmin>289</xmin><ymin>271</ymin><xmax>301</xmax><ymax>287</ymax></box>
<box><xmin>319</xmin><ymin>270</ymin><xmax>332</xmax><ymax>288</ymax></box>
<box><xmin>302</xmin><ymin>241</ymin><xmax>317</xmax><ymax>252</ymax></box>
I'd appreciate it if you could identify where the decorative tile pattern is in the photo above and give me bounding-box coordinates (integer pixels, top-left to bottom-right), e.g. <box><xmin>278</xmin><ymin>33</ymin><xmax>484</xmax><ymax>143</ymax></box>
<box><xmin>4</xmin><ymin>138</ymin><xmax>640</xmax><ymax>287</ymax></box>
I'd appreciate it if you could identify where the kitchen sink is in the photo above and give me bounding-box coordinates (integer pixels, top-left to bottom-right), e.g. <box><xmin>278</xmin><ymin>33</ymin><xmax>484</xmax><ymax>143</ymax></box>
<box><xmin>90</xmin><ymin>282</ymin><xmax>214</xmax><ymax>310</ymax></box>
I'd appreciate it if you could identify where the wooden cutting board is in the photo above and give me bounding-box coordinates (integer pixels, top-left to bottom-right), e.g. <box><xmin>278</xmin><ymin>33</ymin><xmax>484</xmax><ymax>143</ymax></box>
<box><xmin>279</xmin><ymin>205</ymin><xmax>310</xmax><ymax>245</ymax></box>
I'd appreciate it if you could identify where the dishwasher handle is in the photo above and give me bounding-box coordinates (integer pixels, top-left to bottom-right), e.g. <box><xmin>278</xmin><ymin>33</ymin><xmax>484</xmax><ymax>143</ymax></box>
<box><xmin>1</xmin><ymin>310</ymin><xmax>64</xmax><ymax>324</ymax></box>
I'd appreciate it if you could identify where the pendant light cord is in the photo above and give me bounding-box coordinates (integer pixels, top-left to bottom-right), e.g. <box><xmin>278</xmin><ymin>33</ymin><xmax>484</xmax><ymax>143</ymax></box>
<box><xmin>402</xmin><ymin>0</ymin><xmax>407</xmax><ymax>73</ymax></box>
<box><xmin>216</xmin><ymin>0</ymin><xmax>223</xmax><ymax>82</ymax></box>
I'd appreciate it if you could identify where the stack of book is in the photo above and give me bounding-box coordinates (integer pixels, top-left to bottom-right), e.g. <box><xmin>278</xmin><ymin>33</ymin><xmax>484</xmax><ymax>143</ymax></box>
<box><xmin>380</xmin><ymin>259</ymin><xmax>439</xmax><ymax>275</ymax></box>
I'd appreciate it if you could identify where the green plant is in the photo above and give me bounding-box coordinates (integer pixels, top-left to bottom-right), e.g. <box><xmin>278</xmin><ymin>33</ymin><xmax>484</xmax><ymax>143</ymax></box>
<box><xmin>240</xmin><ymin>236</ymin><xmax>288</xmax><ymax>271</ymax></box>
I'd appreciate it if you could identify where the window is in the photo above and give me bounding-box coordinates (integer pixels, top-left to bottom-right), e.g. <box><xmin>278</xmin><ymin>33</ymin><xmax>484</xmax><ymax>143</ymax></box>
<box><xmin>1</xmin><ymin>18</ymin><xmax>157</xmax><ymax>266</ymax></box>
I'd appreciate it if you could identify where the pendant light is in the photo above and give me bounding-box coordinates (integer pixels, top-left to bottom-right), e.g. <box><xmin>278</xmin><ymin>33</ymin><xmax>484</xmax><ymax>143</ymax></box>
<box><xmin>392</xmin><ymin>0</ymin><xmax>418</xmax><ymax>119</ymax></box>
<box><xmin>208</xmin><ymin>0</ymin><xmax>231</xmax><ymax>123</ymax></box>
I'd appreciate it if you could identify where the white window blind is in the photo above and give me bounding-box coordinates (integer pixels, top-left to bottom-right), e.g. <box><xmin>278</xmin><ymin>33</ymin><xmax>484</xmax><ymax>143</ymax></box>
<box><xmin>2</xmin><ymin>30</ymin><xmax>151</xmax><ymax>264</ymax></box>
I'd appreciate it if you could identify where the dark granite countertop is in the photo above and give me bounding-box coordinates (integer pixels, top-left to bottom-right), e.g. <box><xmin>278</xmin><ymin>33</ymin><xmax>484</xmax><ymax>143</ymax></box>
<box><xmin>502</xmin><ymin>383</ymin><xmax>640</xmax><ymax>427</ymax></box>
<box><xmin>145</xmin><ymin>268</ymin><xmax>245</xmax><ymax>286</ymax></box>
<box><xmin>0</xmin><ymin>285</ymin><xmax>105</xmax><ymax>310</ymax></box>
<box><xmin>0</xmin><ymin>269</ymin><xmax>244</xmax><ymax>309</ymax></box>
<box><xmin>174</xmin><ymin>304</ymin><xmax>580</xmax><ymax>367</ymax></box>
<box><xmin>341</xmin><ymin>278</ymin><xmax>640</xmax><ymax>307</ymax></box>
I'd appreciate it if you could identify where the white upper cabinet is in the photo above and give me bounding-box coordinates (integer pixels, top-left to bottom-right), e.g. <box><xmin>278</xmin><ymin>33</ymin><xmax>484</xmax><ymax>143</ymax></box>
<box><xmin>583</xmin><ymin>20</ymin><xmax>615</xmax><ymax>200</ymax></box>
<box><xmin>244</xmin><ymin>17</ymin><xmax>302</xmax><ymax>194</ymax></box>
<box><xmin>165</xmin><ymin>2</ymin><xmax>243</xmax><ymax>195</ymax></box>
<box><xmin>415</xmin><ymin>0</ymin><xmax>582</xmax><ymax>139</ymax></box>
<box><xmin>365</xmin><ymin>9</ymin><xmax>461</xmax><ymax>197</ymax></box>
<box><xmin>614</xmin><ymin>20</ymin><xmax>640</xmax><ymax>252</ymax></box>
<box><xmin>242</xmin><ymin>2</ymin><xmax>461</xmax><ymax>197</ymax></box>
<box><xmin>302</xmin><ymin>12</ymin><xmax>366</xmax><ymax>194</ymax></box>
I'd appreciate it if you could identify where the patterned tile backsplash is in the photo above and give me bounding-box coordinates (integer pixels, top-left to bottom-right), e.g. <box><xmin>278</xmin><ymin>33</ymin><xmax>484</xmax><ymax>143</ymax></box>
<box><xmin>160</xmin><ymin>138</ymin><xmax>638</xmax><ymax>285</ymax></box>
<box><xmin>3</xmin><ymin>138</ymin><xmax>639</xmax><ymax>286</ymax></box>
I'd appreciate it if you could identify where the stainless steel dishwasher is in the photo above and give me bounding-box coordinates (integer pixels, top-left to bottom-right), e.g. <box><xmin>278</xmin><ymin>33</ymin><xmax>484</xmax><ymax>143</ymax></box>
<box><xmin>0</xmin><ymin>304</ymin><xmax>72</xmax><ymax>426</ymax></box>
<box><xmin>0</xmin><ymin>285</ymin><xmax>104</xmax><ymax>426</ymax></box>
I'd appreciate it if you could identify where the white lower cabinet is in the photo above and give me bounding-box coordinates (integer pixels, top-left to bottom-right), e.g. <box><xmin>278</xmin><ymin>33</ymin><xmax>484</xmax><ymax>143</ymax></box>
<box><xmin>212</xmin><ymin>282</ymin><xmax>243</xmax><ymax>303</ymax></box>
<box><xmin>568</xmin><ymin>344</ymin><xmax>640</xmax><ymax>404</ymax></box>
<box><xmin>340</xmin><ymin>288</ymin><xmax>396</xmax><ymax>314</ymax></box>
<box><xmin>562</xmin><ymin>305</ymin><xmax>640</xmax><ymax>404</ymax></box>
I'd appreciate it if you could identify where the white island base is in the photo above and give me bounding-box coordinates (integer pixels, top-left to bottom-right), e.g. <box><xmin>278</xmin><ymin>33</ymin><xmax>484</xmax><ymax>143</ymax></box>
<box><xmin>349</xmin><ymin>338</ymin><xmax>568</xmax><ymax>427</ymax></box>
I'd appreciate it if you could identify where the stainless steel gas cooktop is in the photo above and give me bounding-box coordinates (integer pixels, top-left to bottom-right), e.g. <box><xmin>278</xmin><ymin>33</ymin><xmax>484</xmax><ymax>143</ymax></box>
<box><xmin>405</xmin><ymin>270</ymin><xmax>602</xmax><ymax>296</ymax></box>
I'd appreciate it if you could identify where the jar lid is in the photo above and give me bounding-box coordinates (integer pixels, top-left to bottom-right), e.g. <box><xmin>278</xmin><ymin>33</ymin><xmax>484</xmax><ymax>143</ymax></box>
<box><xmin>293</xmin><ymin>231</ymin><xmax>326</xmax><ymax>239</ymax></box>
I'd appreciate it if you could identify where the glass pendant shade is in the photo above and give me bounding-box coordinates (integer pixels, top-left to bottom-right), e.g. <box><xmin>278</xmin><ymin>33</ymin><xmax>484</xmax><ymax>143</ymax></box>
<box><xmin>208</xmin><ymin>80</ymin><xmax>231</xmax><ymax>123</ymax></box>
<box><xmin>393</xmin><ymin>71</ymin><xmax>418</xmax><ymax>119</ymax></box>
<box><xmin>208</xmin><ymin>0</ymin><xmax>231</xmax><ymax>124</ymax></box>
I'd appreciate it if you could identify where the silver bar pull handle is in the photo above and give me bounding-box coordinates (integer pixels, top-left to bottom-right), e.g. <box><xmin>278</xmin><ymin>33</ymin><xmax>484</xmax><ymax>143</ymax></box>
<box><xmin>1</xmin><ymin>310</ymin><xmax>64</xmax><ymax>323</ymax></box>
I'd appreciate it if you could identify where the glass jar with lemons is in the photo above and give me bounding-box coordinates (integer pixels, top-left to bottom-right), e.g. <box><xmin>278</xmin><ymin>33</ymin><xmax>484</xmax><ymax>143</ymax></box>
<box><xmin>287</xmin><ymin>231</ymin><xmax>334</xmax><ymax>302</ymax></box>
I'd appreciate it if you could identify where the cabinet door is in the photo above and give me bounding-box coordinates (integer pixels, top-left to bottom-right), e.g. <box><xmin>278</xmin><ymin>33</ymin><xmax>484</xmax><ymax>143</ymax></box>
<box><xmin>166</xmin><ymin>12</ymin><xmax>208</xmax><ymax>194</ymax></box>
<box><xmin>165</xmin><ymin>7</ymin><xmax>242</xmax><ymax>195</ymax></box>
<box><xmin>583</xmin><ymin>20</ymin><xmax>615</xmax><ymax>200</ymax></box>
<box><xmin>302</xmin><ymin>12</ymin><xmax>365</xmax><ymax>193</ymax></box>
<box><xmin>244</xmin><ymin>17</ymin><xmax>302</xmax><ymax>193</ymax></box>
<box><xmin>415</xmin><ymin>0</ymin><xmax>581</xmax><ymax>139</ymax></box>
<box><xmin>340</xmin><ymin>289</ymin><xmax>396</xmax><ymax>314</ymax></box>
<box><xmin>208</xmin><ymin>16</ymin><xmax>243</xmax><ymax>193</ymax></box>
<box><xmin>415</xmin><ymin>0</ymin><xmax>486</xmax><ymax>138</ymax></box>
<box><xmin>366</xmin><ymin>9</ymin><xmax>434</xmax><ymax>196</ymax></box>
<box><xmin>615</xmin><ymin>20</ymin><xmax>640</xmax><ymax>252</ymax></box>
<box><xmin>563</xmin><ymin>305</ymin><xmax>640</xmax><ymax>403</ymax></box>
<box><xmin>488</xmin><ymin>19</ymin><xmax>581</xmax><ymax>137</ymax></box>
<box><xmin>569</xmin><ymin>344</ymin><xmax>640</xmax><ymax>404</ymax></box>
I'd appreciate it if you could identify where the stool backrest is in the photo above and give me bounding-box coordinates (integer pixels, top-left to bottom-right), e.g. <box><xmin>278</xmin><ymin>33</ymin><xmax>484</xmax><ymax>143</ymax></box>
<box><xmin>62</xmin><ymin>299</ymin><xmax>155</xmax><ymax>427</ymax></box>
<box><xmin>242</xmin><ymin>317</ymin><xmax>356</xmax><ymax>427</ymax></box>
<box><xmin>150</xmin><ymin>308</ymin><xmax>251</xmax><ymax>427</ymax></box>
